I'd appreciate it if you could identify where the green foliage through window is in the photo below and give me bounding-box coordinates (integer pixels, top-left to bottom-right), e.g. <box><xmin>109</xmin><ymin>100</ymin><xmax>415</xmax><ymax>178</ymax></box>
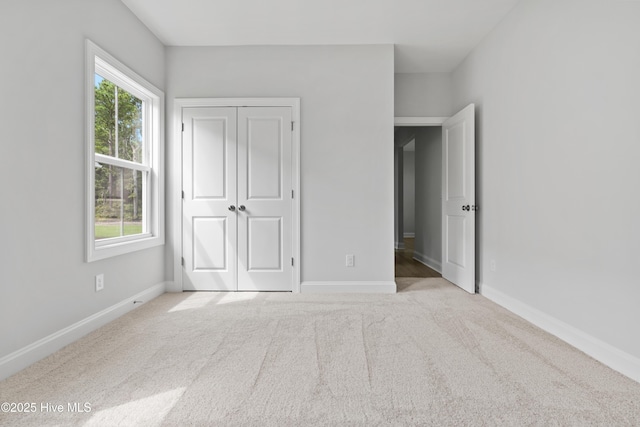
<box><xmin>94</xmin><ymin>75</ymin><xmax>145</xmax><ymax>240</ymax></box>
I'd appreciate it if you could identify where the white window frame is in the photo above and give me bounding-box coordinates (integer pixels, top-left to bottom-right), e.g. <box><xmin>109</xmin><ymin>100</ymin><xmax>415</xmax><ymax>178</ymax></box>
<box><xmin>85</xmin><ymin>40</ymin><xmax>164</xmax><ymax>262</ymax></box>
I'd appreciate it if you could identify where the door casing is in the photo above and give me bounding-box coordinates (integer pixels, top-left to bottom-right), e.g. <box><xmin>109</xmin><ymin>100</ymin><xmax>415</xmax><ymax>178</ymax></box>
<box><xmin>172</xmin><ymin>98</ymin><xmax>301</xmax><ymax>292</ymax></box>
<box><xmin>393</xmin><ymin>114</ymin><xmax>478</xmax><ymax>292</ymax></box>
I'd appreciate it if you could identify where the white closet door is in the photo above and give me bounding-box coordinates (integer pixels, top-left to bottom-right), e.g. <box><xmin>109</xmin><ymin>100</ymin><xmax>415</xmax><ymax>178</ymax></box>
<box><xmin>182</xmin><ymin>107</ymin><xmax>238</xmax><ymax>291</ymax></box>
<box><xmin>237</xmin><ymin>107</ymin><xmax>293</xmax><ymax>291</ymax></box>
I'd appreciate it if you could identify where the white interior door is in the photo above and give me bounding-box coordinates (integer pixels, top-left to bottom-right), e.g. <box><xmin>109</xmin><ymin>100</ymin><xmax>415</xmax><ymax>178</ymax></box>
<box><xmin>182</xmin><ymin>106</ymin><xmax>293</xmax><ymax>292</ymax></box>
<box><xmin>237</xmin><ymin>107</ymin><xmax>292</xmax><ymax>291</ymax></box>
<box><xmin>183</xmin><ymin>107</ymin><xmax>238</xmax><ymax>291</ymax></box>
<box><xmin>442</xmin><ymin>104</ymin><xmax>476</xmax><ymax>293</ymax></box>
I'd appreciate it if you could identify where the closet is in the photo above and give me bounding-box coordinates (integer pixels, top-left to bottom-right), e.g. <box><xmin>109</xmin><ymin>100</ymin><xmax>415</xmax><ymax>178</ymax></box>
<box><xmin>182</xmin><ymin>106</ymin><xmax>293</xmax><ymax>291</ymax></box>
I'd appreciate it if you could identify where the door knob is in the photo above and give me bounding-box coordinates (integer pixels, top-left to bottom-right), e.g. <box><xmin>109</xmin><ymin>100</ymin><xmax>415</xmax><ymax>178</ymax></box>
<box><xmin>238</xmin><ymin>205</ymin><xmax>246</xmax><ymax>212</ymax></box>
<box><xmin>462</xmin><ymin>205</ymin><xmax>470</xmax><ymax>211</ymax></box>
<box><xmin>228</xmin><ymin>205</ymin><xmax>236</xmax><ymax>211</ymax></box>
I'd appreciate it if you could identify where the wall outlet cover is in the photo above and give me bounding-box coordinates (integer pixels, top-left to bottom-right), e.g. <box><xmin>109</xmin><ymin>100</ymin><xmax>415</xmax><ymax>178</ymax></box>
<box><xmin>95</xmin><ymin>274</ymin><xmax>104</xmax><ymax>292</ymax></box>
<box><xmin>346</xmin><ymin>254</ymin><xmax>355</xmax><ymax>267</ymax></box>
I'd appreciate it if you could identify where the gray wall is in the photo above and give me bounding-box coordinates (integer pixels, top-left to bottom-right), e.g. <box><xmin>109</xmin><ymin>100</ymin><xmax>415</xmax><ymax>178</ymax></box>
<box><xmin>166</xmin><ymin>45</ymin><xmax>395</xmax><ymax>285</ymax></box>
<box><xmin>414</xmin><ymin>128</ymin><xmax>442</xmax><ymax>271</ymax></box>
<box><xmin>452</xmin><ymin>0</ymin><xmax>640</xmax><ymax>360</ymax></box>
<box><xmin>402</xmin><ymin>150</ymin><xmax>415</xmax><ymax>235</ymax></box>
<box><xmin>0</xmin><ymin>0</ymin><xmax>165</xmax><ymax>359</ymax></box>
<box><xmin>395</xmin><ymin>73</ymin><xmax>452</xmax><ymax>117</ymax></box>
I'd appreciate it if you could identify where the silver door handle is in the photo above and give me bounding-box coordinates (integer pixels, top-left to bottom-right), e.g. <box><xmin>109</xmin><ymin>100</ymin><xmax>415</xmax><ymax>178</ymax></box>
<box><xmin>462</xmin><ymin>205</ymin><xmax>470</xmax><ymax>211</ymax></box>
<box><xmin>238</xmin><ymin>205</ymin><xmax>246</xmax><ymax>212</ymax></box>
<box><xmin>228</xmin><ymin>205</ymin><xmax>236</xmax><ymax>211</ymax></box>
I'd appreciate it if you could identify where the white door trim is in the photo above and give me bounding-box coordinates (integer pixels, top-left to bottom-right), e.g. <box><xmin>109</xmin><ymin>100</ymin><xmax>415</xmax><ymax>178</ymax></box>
<box><xmin>172</xmin><ymin>98</ymin><xmax>301</xmax><ymax>293</ymax></box>
<box><xmin>393</xmin><ymin>116</ymin><xmax>450</xmax><ymax>284</ymax></box>
<box><xmin>394</xmin><ymin>116</ymin><xmax>448</xmax><ymax>127</ymax></box>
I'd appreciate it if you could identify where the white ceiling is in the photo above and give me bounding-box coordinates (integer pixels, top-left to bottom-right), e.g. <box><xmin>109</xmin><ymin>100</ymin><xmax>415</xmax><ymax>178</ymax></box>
<box><xmin>121</xmin><ymin>0</ymin><xmax>520</xmax><ymax>73</ymax></box>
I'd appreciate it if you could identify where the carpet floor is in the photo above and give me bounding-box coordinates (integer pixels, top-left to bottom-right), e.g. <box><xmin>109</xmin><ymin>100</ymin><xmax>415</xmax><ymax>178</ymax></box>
<box><xmin>1</xmin><ymin>278</ymin><xmax>639</xmax><ymax>426</ymax></box>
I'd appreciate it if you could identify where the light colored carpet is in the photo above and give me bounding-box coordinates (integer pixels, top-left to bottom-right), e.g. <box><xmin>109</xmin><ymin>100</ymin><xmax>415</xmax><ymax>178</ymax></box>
<box><xmin>1</xmin><ymin>278</ymin><xmax>639</xmax><ymax>426</ymax></box>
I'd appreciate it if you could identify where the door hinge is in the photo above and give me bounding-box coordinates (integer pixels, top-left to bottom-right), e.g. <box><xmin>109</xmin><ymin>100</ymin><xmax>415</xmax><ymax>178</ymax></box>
<box><xmin>181</xmin><ymin>257</ymin><xmax>184</xmax><ymax>266</ymax></box>
<box><xmin>182</xmin><ymin>123</ymin><xmax>184</xmax><ymax>132</ymax></box>
<box><xmin>291</xmin><ymin>257</ymin><xmax>294</xmax><ymax>266</ymax></box>
<box><xmin>291</xmin><ymin>189</ymin><xmax>294</xmax><ymax>199</ymax></box>
<box><xmin>181</xmin><ymin>190</ymin><xmax>184</xmax><ymax>199</ymax></box>
<box><xmin>291</xmin><ymin>121</ymin><xmax>294</xmax><ymax>131</ymax></box>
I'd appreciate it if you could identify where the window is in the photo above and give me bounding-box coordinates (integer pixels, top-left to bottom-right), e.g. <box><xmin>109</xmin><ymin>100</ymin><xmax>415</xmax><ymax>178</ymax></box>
<box><xmin>86</xmin><ymin>40</ymin><xmax>164</xmax><ymax>261</ymax></box>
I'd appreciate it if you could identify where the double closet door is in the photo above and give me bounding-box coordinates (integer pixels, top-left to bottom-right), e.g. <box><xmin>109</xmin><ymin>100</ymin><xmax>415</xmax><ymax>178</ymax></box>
<box><xmin>182</xmin><ymin>106</ymin><xmax>293</xmax><ymax>291</ymax></box>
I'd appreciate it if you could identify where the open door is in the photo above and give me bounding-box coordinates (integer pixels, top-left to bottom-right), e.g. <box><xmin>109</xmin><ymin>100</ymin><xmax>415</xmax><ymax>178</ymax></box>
<box><xmin>442</xmin><ymin>104</ymin><xmax>476</xmax><ymax>293</ymax></box>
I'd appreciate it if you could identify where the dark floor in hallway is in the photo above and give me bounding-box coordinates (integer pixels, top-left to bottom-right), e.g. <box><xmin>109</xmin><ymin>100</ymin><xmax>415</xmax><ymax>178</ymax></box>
<box><xmin>395</xmin><ymin>238</ymin><xmax>441</xmax><ymax>278</ymax></box>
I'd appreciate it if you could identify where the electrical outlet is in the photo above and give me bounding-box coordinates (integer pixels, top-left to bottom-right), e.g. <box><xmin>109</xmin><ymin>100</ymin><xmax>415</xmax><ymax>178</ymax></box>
<box><xmin>490</xmin><ymin>260</ymin><xmax>497</xmax><ymax>272</ymax></box>
<box><xmin>346</xmin><ymin>254</ymin><xmax>355</xmax><ymax>267</ymax></box>
<box><xmin>95</xmin><ymin>274</ymin><xmax>104</xmax><ymax>292</ymax></box>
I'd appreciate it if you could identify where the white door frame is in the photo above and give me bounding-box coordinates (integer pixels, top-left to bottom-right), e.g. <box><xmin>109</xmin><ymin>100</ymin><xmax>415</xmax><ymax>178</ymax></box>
<box><xmin>172</xmin><ymin>98</ymin><xmax>301</xmax><ymax>292</ymax></box>
<box><xmin>394</xmin><ymin>116</ymin><xmax>447</xmax><ymax>274</ymax></box>
<box><xmin>394</xmin><ymin>115</ymin><xmax>477</xmax><ymax>289</ymax></box>
<box><xmin>394</xmin><ymin>117</ymin><xmax>448</xmax><ymax>127</ymax></box>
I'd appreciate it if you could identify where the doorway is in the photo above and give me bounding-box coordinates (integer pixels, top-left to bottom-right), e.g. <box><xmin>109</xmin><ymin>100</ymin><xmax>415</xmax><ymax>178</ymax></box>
<box><xmin>394</xmin><ymin>125</ymin><xmax>442</xmax><ymax>279</ymax></box>
<box><xmin>394</xmin><ymin>106</ymin><xmax>477</xmax><ymax>294</ymax></box>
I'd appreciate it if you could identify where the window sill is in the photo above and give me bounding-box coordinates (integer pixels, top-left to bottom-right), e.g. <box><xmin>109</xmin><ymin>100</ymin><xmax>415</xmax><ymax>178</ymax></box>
<box><xmin>87</xmin><ymin>234</ymin><xmax>164</xmax><ymax>262</ymax></box>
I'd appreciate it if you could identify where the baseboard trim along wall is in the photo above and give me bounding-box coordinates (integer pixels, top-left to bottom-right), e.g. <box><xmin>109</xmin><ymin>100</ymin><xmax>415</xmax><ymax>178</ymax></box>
<box><xmin>412</xmin><ymin>251</ymin><xmax>442</xmax><ymax>273</ymax></box>
<box><xmin>481</xmin><ymin>283</ymin><xmax>640</xmax><ymax>384</ymax></box>
<box><xmin>403</xmin><ymin>232</ymin><xmax>415</xmax><ymax>238</ymax></box>
<box><xmin>0</xmin><ymin>282</ymin><xmax>167</xmax><ymax>381</ymax></box>
<box><xmin>301</xmin><ymin>281</ymin><xmax>397</xmax><ymax>294</ymax></box>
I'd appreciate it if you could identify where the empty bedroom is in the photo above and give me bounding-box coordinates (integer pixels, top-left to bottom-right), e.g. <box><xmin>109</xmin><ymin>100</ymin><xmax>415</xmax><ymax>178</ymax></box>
<box><xmin>1</xmin><ymin>0</ymin><xmax>639</xmax><ymax>425</ymax></box>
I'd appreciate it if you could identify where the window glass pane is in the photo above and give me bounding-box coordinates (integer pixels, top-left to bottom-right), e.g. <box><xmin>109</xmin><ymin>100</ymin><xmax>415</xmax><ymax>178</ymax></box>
<box><xmin>94</xmin><ymin>164</ymin><xmax>143</xmax><ymax>240</ymax></box>
<box><xmin>117</xmin><ymin>87</ymin><xmax>143</xmax><ymax>163</ymax></box>
<box><xmin>123</xmin><ymin>168</ymin><xmax>143</xmax><ymax>236</ymax></box>
<box><xmin>94</xmin><ymin>74</ymin><xmax>143</xmax><ymax>163</ymax></box>
<box><xmin>94</xmin><ymin>74</ymin><xmax>116</xmax><ymax>157</ymax></box>
<box><xmin>95</xmin><ymin>163</ymin><xmax>122</xmax><ymax>240</ymax></box>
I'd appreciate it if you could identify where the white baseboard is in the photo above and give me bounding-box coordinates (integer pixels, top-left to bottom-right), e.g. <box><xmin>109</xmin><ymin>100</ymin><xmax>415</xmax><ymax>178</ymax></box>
<box><xmin>301</xmin><ymin>281</ymin><xmax>396</xmax><ymax>294</ymax></box>
<box><xmin>480</xmin><ymin>283</ymin><xmax>640</xmax><ymax>384</ymax></box>
<box><xmin>412</xmin><ymin>250</ymin><xmax>442</xmax><ymax>273</ymax></box>
<box><xmin>394</xmin><ymin>242</ymin><xmax>405</xmax><ymax>250</ymax></box>
<box><xmin>0</xmin><ymin>282</ymin><xmax>167</xmax><ymax>381</ymax></box>
<box><xmin>403</xmin><ymin>233</ymin><xmax>415</xmax><ymax>238</ymax></box>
